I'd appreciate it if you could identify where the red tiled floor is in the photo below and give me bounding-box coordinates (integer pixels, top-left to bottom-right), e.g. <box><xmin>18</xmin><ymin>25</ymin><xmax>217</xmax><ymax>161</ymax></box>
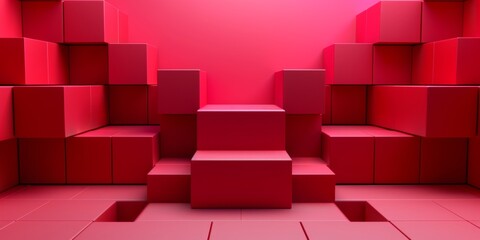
<box><xmin>75</xmin><ymin>221</ymin><xmax>211</xmax><ymax>240</ymax></box>
<box><xmin>210</xmin><ymin>221</ymin><xmax>306</xmax><ymax>240</ymax></box>
<box><xmin>434</xmin><ymin>199</ymin><xmax>480</xmax><ymax>220</ymax></box>
<box><xmin>240</xmin><ymin>203</ymin><xmax>348</xmax><ymax>221</ymax></box>
<box><xmin>136</xmin><ymin>203</ymin><xmax>241</xmax><ymax>221</ymax></box>
<box><xmin>0</xmin><ymin>199</ymin><xmax>48</xmax><ymax>220</ymax></box>
<box><xmin>0</xmin><ymin>221</ymin><xmax>12</xmax><ymax>230</ymax></box>
<box><xmin>392</xmin><ymin>221</ymin><xmax>480</xmax><ymax>240</ymax></box>
<box><xmin>302</xmin><ymin>221</ymin><xmax>408</xmax><ymax>240</ymax></box>
<box><xmin>72</xmin><ymin>185</ymin><xmax>147</xmax><ymax>200</ymax></box>
<box><xmin>20</xmin><ymin>200</ymin><xmax>115</xmax><ymax>221</ymax></box>
<box><xmin>367</xmin><ymin>200</ymin><xmax>463</xmax><ymax>221</ymax></box>
<box><xmin>0</xmin><ymin>221</ymin><xmax>91</xmax><ymax>240</ymax></box>
<box><xmin>2</xmin><ymin>185</ymin><xmax>87</xmax><ymax>200</ymax></box>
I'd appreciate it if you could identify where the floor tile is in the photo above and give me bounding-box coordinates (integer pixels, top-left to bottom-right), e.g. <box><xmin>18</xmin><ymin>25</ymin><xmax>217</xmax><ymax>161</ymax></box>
<box><xmin>210</xmin><ymin>221</ymin><xmax>306</xmax><ymax>240</ymax></box>
<box><xmin>20</xmin><ymin>200</ymin><xmax>115</xmax><ymax>221</ymax></box>
<box><xmin>367</xmin><ymin>200</ymin><xmax>463</xmax><ymax>221</ymax></box>
<box><xmin>241</xmin><ymin>203</ymin><xmax>348</xmax><ymax>221</ymax></box>
<box><xmin>392</xmin><ymin>221</ymin><xmax>480</xmax><ymax>240</ymax></box>
<box><xmin>136</xmin><ymin>203</ymin><xmax>241</xmax><ymax>221</ymax></box>
<box><xmin>435</xmin><ymin>199</ymin><xmax>480</xmax><ymax>220</ymax></box>
<box><xmin>302</xmin><ymin>221</ymin><xmax>408</xmax><ymax>240</ymax></box>
<box><xmin>72</xmin><ymin>185</ymin><xmax>147</xmax><ymax>200</ymax></box>
<box><xmin>3</xmin><ymin>185</ymin><xmax>87</xmax><ymax>200</ymax></box>
<box><xmin>0</xmin><ymin>199</ymin><xmax>48</xmax><ymax>220</ymax></box>
<box><xmin>0</xmin><ymin>221</ymin><xmax>90</xmax><ymax>240</ymax></box>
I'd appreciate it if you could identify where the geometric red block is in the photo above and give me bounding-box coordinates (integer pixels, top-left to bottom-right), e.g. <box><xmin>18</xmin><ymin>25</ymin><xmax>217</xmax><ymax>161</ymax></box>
<box><xmin>89</xmin><ymin>86</ymin><xmax>109</xmax><ymax>129</ymax></box>
<box><xmin>22</xmin><ymin>1</ymin><xmax>64</xmax><ymax>43</ymax></box>
<box><xmin>292</xmin><ymin>158</ymin><xmax>335</xmax><ymax>203</ymax></box>
<box><xmin>109</xmin><ymin>85</ymin><xmax>148</xmax><ymax>125</ymax></box>
<box><xmin>0</xmin><ymin>87</ymin><xmax>13</xmax><ymax>141</ymax></box>
<box><xmin>274</xmin><ymin>69</ymin><xmax>325</xmax><ymax>114</ymax></box>
<box><xmin>420</xmin><ymin>138</ymin><xmax>468</xmax><ymax>184</ymax></box>
<box><xmin>322</xmin><ymin>126</ymin><xmax>374</xmax><ymax>184</ymax></box>
<box><xmin>47</xmin><ymin>43</ymin><xmax>69</xmax><ymax>85</ymax></box>
<box><xmin>356</xmin><ymin>1</ymin><xmax>421</xmax><ymax>44</ymax></box>
<box><xmin>112</xmin><ymin>126</ymin><xmax>160</xmax><ymax>184</ymax></box>
<box><xmin>464</xmin><ymin>0</ymin><xmax>480</xmax><ymax>37</ymax></box>
<box><xmin>69</xmin><ymin>45</ymin><xmax>108</xmax><ymax>85</ymax></box>
<box><xmin>421</xmin><ymin>2</ymin><xmax>463</xmax><ymax>43</ymax></box>
<box><xmin>368</xmin><ymin>86</ymin><xmax>478</xmax><ymax>138</ymax></box>
<box><xmin>323</xmin><ymin>44</ymin><xmax>373</xmax><ymax>85</ymax></box>
<box><xmin>108</xmin><ymin>44</ymin><xmax>157</xmax><ymax>85</ymax></box>
<box><xmin>0</xmin><ymin>138</ymin><xmax>18</xmax><ymax>192</ymax></box>
<box><xmin>63</xmin><ymin>1</ymin><xmax>119</xmax><ymax>43</ymax></box>
<box><xmin>147</xmin><ymin>85</ymin><xmax>160</xmax><ymax>124</ymax></box>
<box><xmin>157</xmin><ymin>70</ymin><xmax>207</xmax><ymax>114</ymax></box>
<box><xmin>331</xmin><ymin>86</ymin><xmax>366</xmax><ymax>125</ymax></box>
<box><xmin>147</xmin><ymin>159</ymin><xmax>190</xmax><ymax>203</ymax></box>
<box><xmin>0</xmin><ymin>38</ymin><xmax>48</xmax><ymax>85</ymax></box>
<box><xmin>158</xmin><ymin>115</ymin><xmax>197</xmax><ymax>158</ymax></box>
<box><xmin>323</xmin><ymin>85</ymin><xmax>331</xmax><ymax>124</ymax></box>
<box><xmin>469</xmin><ymin>137</ymin><xmax>480</xmax><ymax>188</ymax></box>
<box><xmin>434</xmin><ymin>38</ymin><xmax>480</xmax><ymax>85</ymax></box>
<box><xmin>368</xmin><ymin>127</ymin><xmax>420</xmax><ymax>184</ymax></box>
<box><xmin>191</xmin><ymin>150</ymin><xmax>292</xmax><ymax>208</ymax></box>
<box><xmin>373</xmin><ymin>45</ymin><xmax>412</xmax><ymax>85</ymax></box>
<box><xmin>0</xmin><ymin>0</ymin><xmax>22</xmax><ymax>38</ymax></box>
<box><xmin>14</xmin><ymin>86</ymin><xmax>106</xmax><ymax>138</ymax></box>
<box><xmin>412</xmin><ymin>42</ymin><xmax>435</xmax><ymax>85</ymax></box>
<box><xmin>197</xmin><ymin>105</ymin><xmax>285</xmax><ymax>150</ymax></box>
<box><xmin>19</xmin><ymin>138</ymin><xmax>66</xmax><ymax>184</ymax></box>
<box><xmin>286</xmin><ymin>115</ymin><xmax>322</xmax><ymax>157</ymax></box>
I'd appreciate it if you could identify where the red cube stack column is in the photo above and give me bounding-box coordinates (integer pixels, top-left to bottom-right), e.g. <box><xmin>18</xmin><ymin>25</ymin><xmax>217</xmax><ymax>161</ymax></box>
<box><xmin>0</xmin><ymin>0</ymin><xmax>159</xmax><ymax>189</ymax></box>
<box><xmin>322</xmin><ymin>0</ymin><xmax>479</xmax><ymax>185</ymax></box>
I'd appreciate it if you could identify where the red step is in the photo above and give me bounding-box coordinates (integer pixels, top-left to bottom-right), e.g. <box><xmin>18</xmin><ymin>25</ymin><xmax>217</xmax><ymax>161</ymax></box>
<box><xmin>292</xmin><ymin>157</ymin><xmax>335</xmax><ymax>202</ymax></box>
<box><xmin>147</xmin><ymin>158</ymin><xmax>190</xmax><ymax>203</ymax></box>
<box><xmin>191</xmin><ymin>150</ymin><xmax>292</xmax><ymax>208</ymax></box>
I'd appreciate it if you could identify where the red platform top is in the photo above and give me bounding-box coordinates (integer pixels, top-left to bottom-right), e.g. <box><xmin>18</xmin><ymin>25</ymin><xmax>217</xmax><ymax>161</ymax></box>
<box><xmin>192</xmin><ymin>150</ymin><xmax>291</xmax><ymax>161</ymax></box>
<box><xmin>198</xmin><ymin>104</ymin><xmax>284</xmax><ymax>112</ymax></box>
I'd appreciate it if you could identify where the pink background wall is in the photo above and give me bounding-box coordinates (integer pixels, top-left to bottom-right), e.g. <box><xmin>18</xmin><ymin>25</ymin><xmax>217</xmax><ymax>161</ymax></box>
<box><xmin>107</xmin><ymin>0</ymin><xmax>478</xmax><ymax>104</ymax></box>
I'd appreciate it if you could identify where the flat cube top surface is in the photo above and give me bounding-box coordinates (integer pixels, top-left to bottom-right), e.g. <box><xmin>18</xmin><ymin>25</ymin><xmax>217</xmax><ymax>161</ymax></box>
<box><xmin>322</xmin><ymin>125</ymin><xmax>373</xmax><ymax>137</ymax></box>
<box><xmin>198</xmin><ymin>104</ymin><xmax>284</xmax><ymax>112</ymax></box>
<box><xmin>192</xmin><ymin>150</ymin><xmax>291</xmax><ymax>161</ymax></box>
<box><xmin>77</xmin><ymin>126</ymin><xmax>159</xmax><ymax>137</ymax></box>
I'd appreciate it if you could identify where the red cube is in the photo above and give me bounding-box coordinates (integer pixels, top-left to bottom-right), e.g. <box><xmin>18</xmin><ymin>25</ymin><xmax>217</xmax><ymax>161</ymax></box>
<box><xmin>323</xmin><ymin>44</ymin><xmax>372</xmax><ymax>85</ymax></box>
<box><xmin>19</xmin><ymin>138</ymin><xmax>66</xmax><ymax>184</ymax></box>
<box><xmin>468</xmin><ymin>137</ymin><xmax>480</xmax><ymax>188</ymax></box>
<box><xmin>159</xmin><ymin>115</ymin><xmax>197</xmax><ymax>158</ymax></box>
<box><xmin>22</xmin><ymin>1</ymin><xmax>63</xmax><ymax>43</ymax></box>
<box><xmin>331</xmin><ymin>86</ymin><xmax>366</xmax><ymax>125</ymax></box>
<box><xmin>158</xmin><ymin>70</ymin><xmax>207</xmax><ymax>114</ymax></box>
<box><xmin>275</xmin><ymin>69</ymin><xmax>325</xmax><ymax>114</ymax></box>
<box><xmin>420</xmin><ymin>138</ymin><xmax>467</xmax><ymax>183</ymax></box>
<box><xmin>463</xmin><ymin>0</ymin><xmax>480</xmax><ymax>37</ymax></box>
<box><xmin>147</xmin><ymin>85</ymin><xmax>160</xmax><ymax>124</ymax></box>
<box><xmin>147</xmin><ymin>159</ymin><xmax>191</xmax><ymax>203</ymax></box>
<box><xmin>421</xmin><ymin>2</ymin><xmax>463</xmax><ymax>42</ymax></box>
<box><xmin>0</xmin><ymin>87</ymin><xmax>14</xmax><ymax>141</ymax></box>
<box><xmin>14</xmin><ymin>86</ymin><xmax>106</xmax><ymax>138</ymax></box>
<box><xmin>0</xmin><ymin>38</ymin><xmax>48</xmax><ymax>85</ymax></box>
<box><xmin>112</xmin><ymin>126</ymin><xmax>160</xmax><ymax>184</ymax></box>
<box><xmin>292</xmin><ymin>158</ymin><xmax>335</xmax><ymax>202</ymax></box>
<box><xmin>356</xmin><ymin>1</ymin><xmax>421</xmax><ymax>43</ymax></box>
<box><xmin>368</xmin><ymin>86</ymin><xmax>478</xmax><ymax>138</ymax></box>
<box><xmin>108</xmin><ymin>85</ymin><xmax>148</xmax><ymax>125</ymax></box>
<box><xmin>69</xmin><ymin>45</ymin><xmax>108</xmax><ymax>85</ymax></box>
<box><xmin>412</xmin><ymin>43</ymin><xmax>435</xmax><ymax>85</ymax></box>
<box><xmin>373</xmin><ymin>45</ymin><xmax>413</xmax><ymax>85</ymax></box>
<box><xmin>434</xmin><ymin>38</ymin><xmax>480</xmax><ymax>85</ymax></box>
<box><xmin>0</xmin><ymin>138</ymin><xmax>18</xmax><ymax>192</ymax></box>
<box><xmin>63</xmin><ymin>1</ymin><xmax>119</xmax><ymax>43</ymax></box>
<box><xmin>191</xmin><ymin>150</ymin><xmax>292</xmax><ymax>208</ymax></box>
<box><xmin>47</xmin><ymin>43</ymin><xmax>69</xmax><ymax>85</ymax></box>
<box><xmin>323</xmin><ymin>85</ymin><xmax>331</xmax><ymax>124</ymax></box>
<box><xmin>322</xmin><ymin>126</ymin><xmax>374</xmax><ymax>184</ymax></box>
<box><xmin>108</xmin><ymin>44</ymin><xmax>157</xmax><ymax>85</ymax></box>
<box><xmin>0</xmin><ymin>0</ymin><xmax>22</xmax><ymax>37</ymax></box>
<box><xmin>286</xmin><ymin>115</ymin><xmax>322</xmax><ymax>157</ymax></box>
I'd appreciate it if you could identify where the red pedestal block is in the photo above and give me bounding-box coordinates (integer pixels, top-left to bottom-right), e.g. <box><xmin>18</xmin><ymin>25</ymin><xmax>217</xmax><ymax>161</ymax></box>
<box><xmin>322</xmin><ymin>126</ymin><xmax>374</xmax><ymax>184</ymax></box>
<box><xmin>112</xmin><ymin>126</ymin><xmax>160</xmax><ymax>184</ymax></box>
<box><xmin>274</xmin><ymin>69</ymin><xmax>325</xmax><ymax>114</ymax></box>
<box><xmin>420</xmin><ymin>138</ymin><xmax>467</xmax><ymax>183</ymax></box>
<box><xmin>412</xmin><ymin>42</ymin><xmax>434</xmax><ymax>85</ymax></box>
<box><xmin>292</xmin><ymin>158</ymin><xmax>335</xmax><ymax>202</ymax></box>
<box><xmin>373</xmin><ymin>45</ymin><xmax>412</xmax><ymax>85</ymax></box>
<box><xmin>368</xmin><ymin>86</ymin><xmax>478</xmax><ymax>137</ymax></box>
<box><xmin>191</xmin><ymin>150</ymin><xmax>292</xmax><ymax>208</ymax></box>
<box><xmin>197</xmin><ymin>105</ymin><xmax>285</xmax><ymax>150</ymax></box>
<box><xmin>323</xmin><ymin>44</ymin><xmax>372</xmax><ymax>85</ymax></box>
<box><xmin>0</xmin><ymin>0</ymin><xmax>22</xmax><ymax>38</ymax></box>
<box><xmin>159</xmin><ymin>115</ymin><xmax>196</xmax><ymax>158</ymax></box>
<box><xmin>331</xmin><ymin>86</ymin><xmax>366</xmax><ymax>125</ymax></box>
<box><xmin>434</xmin><ymin>38</ymin><xmax>480</xmax><ymax>85</ymax></box>
<box><xmin>422</xmin><ymin>2</ymin><xmax>463</xmax><ymax>43</ymax></box>
<box><xmin>0</xmin><ymin>139</ymin><xmax>18</xmax><ymax>192</ymax></box>
<box><xmin>147</xmin><ymin>85</ymin><xmax>160</xmax><ymax>124</ymax></box>
<box><xmin>19</xmin><ymin>138</ymin><xmax>66</xmax><ymax>184</ymax></box>
<box><xmin>464</xmin><ymin>0</ymin><xmax>480</xmax><ymax>37</ymax></box>
<box><xmin>22</xmin><ymin>1</ymin><xmax>63</xmax><ymax>42</ymax></box>
<box><xmin>286</xmin><ymin>115</ymin><xmax>322</xmax><ymax>157</ymax></box>
<box><xmin>147</xmin><ymin>158</ymin><xmax>190</xmax><ymax>203</ymax></box>
<box><xmin>356</xmin><ymin>1</ymin><xmax>421</xmax><ymax>43</ymax></box>
<box><xmin>323</xmin><ymin>85</ymin><xmax>332</xmax><ymax>124</ymax></box>
<box><xmin>66</xmin><ymin>131</ymin><xmax>112</xmax><ymax>184</ymax></box>
<box><xmin>469</xmin><ymin>138</ymin><xmax>480</xmax><ymax>188</ymax></box>
<box><xmin>0</xmin><ymin>87</ymin><xmax>13</xmax><ymax>141</ymax></box>
<box><xmin>63</xmin><ymin>1</ymin><xmax>119</xmax><ymax>43</ymax></box>
<box><xmin>14</xmin><ymin>86</ymin><xmax>107</xmax><ymax>138</ymax></box>
<box><xmin>69</xmin><ymin>45</ymin><xmax>108</xmax><ymax>85</ymax></box>
<box><xmin>368</xmin><ymin>127</ymin><xmax>420</xmax><ymax>184</ymax></box>
<box><xmin>108</xmin><ymin>44</ymin><xmax>157</xmax><ymax>85</ymax></box>
<box><xmin>157</xmin><ymin>70</ymin><xmax>207</xmax><ymax>114</ymax></box>
<box><xmin>109</xmin><ymin>85</ymin><xmax>148</xmax><ymax>125</ymax></box>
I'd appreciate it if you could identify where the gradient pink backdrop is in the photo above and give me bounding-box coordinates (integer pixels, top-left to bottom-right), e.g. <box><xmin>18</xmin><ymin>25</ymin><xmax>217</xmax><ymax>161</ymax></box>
<box><xmin>108</xmin><ymin>0</ymin><xmax>406</xmax><ymax>103</ymax></box>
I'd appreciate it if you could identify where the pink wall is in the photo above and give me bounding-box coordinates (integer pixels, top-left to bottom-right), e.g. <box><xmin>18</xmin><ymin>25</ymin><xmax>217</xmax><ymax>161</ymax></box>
<box><xmin>109</xmin><ymin>0</ymin><xmax>380</xmax><ymax>103</ymax></box>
